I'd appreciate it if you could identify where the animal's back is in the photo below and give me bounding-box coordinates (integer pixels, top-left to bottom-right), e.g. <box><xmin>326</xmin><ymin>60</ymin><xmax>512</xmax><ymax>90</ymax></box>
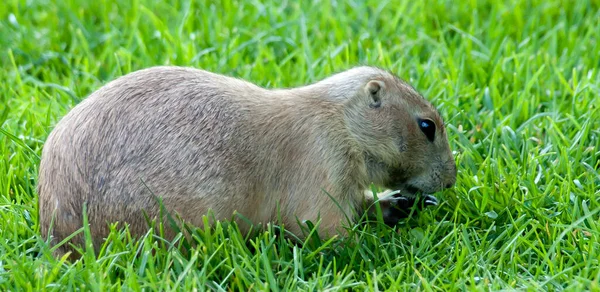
<box><xmin>38</xmin><ymin>67</ymin><xmax>263</xmax><ymax>250</ymax></box>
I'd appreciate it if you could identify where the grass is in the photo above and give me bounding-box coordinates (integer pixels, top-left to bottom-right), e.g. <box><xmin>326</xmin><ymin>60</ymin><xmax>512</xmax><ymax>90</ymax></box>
<box><xmin>1</xmin><ymin>0</ymin><xmax>599</xmax><ymax>290</ymax></box>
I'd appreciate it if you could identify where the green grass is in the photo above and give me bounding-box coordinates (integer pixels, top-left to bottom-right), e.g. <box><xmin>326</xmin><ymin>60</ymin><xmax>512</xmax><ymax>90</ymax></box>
<box><xmin>1</xmin><ymin>0</ymin><xmax>599</xmax><ymax>290</ymax></box>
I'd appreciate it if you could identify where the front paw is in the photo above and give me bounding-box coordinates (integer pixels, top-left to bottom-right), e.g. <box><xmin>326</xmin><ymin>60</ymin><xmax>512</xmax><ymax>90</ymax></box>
<box><xmin>382</xmin><ymin>194</ymin><xmax>438</xmax><ymax>226</ymax></box>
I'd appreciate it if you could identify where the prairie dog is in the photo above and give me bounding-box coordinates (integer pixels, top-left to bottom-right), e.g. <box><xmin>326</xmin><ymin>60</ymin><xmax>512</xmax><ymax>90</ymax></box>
<box><xmin>38</xmin><ymin>66</ymin><xmax>456</xmax><ymax>257</ymax></box>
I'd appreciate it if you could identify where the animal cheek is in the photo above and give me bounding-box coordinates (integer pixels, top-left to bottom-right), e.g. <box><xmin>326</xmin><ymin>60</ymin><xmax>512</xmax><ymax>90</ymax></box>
<box><xmin>397</xmin><ymin>141</ymin><xmax>408</xmax><ymax>152</ymax></box>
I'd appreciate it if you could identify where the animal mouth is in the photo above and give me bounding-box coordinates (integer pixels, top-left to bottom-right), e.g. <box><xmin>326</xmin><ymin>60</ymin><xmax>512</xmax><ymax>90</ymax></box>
<box><xmin>389</xmin><ymin>183</ymin><xmax>427</xmax><ymax>198</ymax></box>
<box><xmin>404</xmin><ymin>185</ymin><xmax>422</xmax><ymax>196</ymax></box>
<box><xmin>385</xmin><ymin>167</ymin><xmax>431</xmax><ymax>198</ymax></box>
<box><xmin>399</xmin><ymin>185</ymin><xmax>429</xmax><ymax>199</ymax></box>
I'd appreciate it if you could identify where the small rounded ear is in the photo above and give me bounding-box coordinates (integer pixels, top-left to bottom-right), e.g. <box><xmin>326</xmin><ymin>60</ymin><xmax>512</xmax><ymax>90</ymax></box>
<box><xmin>365</xmin><ymin>80</ymin><xmax>385</xmax><ymax>108</ymax></box>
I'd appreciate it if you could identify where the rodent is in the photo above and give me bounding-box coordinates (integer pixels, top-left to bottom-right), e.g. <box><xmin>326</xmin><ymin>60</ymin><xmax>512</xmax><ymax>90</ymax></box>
<box><xmin>37</xmin><ymin>66</ymin><xmax>457</xmax><ymax>259</ymax></box>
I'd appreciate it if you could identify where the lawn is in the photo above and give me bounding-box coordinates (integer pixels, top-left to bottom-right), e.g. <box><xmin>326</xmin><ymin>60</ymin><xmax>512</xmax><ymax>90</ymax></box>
<box><xmin>1</xmin><ymin>0</ymin><xmax>599</xmax><ymax>290</ymax></box>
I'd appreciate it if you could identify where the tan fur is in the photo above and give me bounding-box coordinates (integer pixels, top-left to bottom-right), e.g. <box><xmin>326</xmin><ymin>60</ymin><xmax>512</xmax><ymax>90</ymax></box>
<box><xmin>38</xmin><ymin>66</ymin><xmax>456</xmax><ymax>259</ymax></box>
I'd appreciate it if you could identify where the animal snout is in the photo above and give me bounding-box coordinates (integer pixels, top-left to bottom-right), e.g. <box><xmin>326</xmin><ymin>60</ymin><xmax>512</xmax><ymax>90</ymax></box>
<box><xmin>443</xmin><ymin>160</ymin><xmax>457</xmax><ymax>189</ymax></box>
<box><xmin>443</xmin><ymin>176</ymin><xmax>455</xmax><ymax>189</ymax></box>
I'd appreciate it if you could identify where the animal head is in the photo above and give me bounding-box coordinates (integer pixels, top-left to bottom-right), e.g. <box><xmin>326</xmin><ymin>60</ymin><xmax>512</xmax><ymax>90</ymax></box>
<box><xmin>340</xmin><ymin>67</ymin><xmax>457</xmax><ymax>197</ymax></box>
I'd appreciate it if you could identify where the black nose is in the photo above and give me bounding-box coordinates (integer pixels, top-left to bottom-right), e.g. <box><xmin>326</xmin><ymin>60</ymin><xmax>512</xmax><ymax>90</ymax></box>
<box><xmin>444</xmin><ymin>182</ymin><xmax>453</xmax><ymax>189</ymax></box>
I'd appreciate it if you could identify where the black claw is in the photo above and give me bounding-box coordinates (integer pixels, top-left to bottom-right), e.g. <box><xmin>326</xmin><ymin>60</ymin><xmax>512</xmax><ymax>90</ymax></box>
<box><xmin>423</xmin><ymin>195</ymin><xmax>438</xmax><ymax>206</ymax></box>
<box><xmin>391</xmin><ymin>195</ymin><xmax>414</xmax><ymax>209</ymax></box>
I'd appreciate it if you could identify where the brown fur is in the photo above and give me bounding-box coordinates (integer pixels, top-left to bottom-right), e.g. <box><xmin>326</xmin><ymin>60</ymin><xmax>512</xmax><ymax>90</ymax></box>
<box><xmin>38</xmin><ymin>66</ymin><xmax>456</xmax><ymax>259</ymax></box>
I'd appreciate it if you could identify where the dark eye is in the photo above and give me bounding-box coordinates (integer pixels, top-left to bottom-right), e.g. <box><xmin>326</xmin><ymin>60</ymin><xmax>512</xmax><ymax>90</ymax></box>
<box><xmin>418</xmin><ymin>119</ymin><xmax>436</xmax><ymax>142</ymax></box>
